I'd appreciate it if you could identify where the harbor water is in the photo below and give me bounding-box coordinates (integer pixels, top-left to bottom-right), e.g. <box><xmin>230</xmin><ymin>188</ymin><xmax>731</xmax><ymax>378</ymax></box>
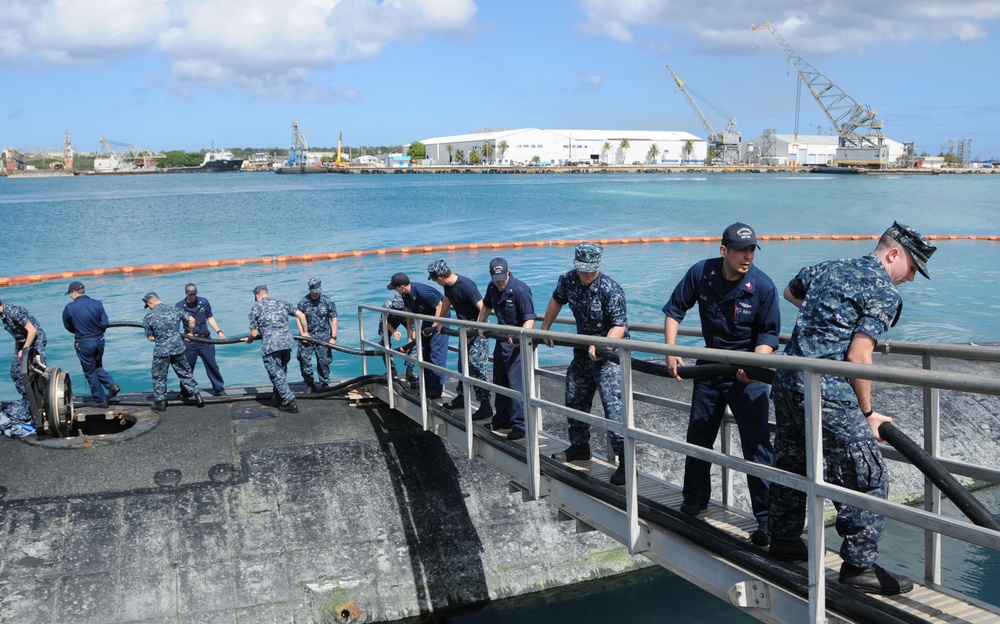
<box><xmin>1</xmin><ymin>171</ymin><xmax>999</xmax><ymax>621</ymax></box>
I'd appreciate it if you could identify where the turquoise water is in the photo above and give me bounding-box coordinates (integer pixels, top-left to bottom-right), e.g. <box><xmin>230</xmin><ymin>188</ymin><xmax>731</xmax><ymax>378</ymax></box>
<box><xmin>2</xmin><ymin>172</ymin><xmax>998</xmax><ymax>400</ymax></box>
<box><xmin>2</xmin><ymin>172</ymin><xmax>999</xmax><ymax>621</ymax></box>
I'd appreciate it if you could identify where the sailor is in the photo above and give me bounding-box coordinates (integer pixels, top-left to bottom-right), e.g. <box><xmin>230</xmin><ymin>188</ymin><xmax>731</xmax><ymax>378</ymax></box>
<box><xmin>0</xmin><ymin>399</ymin><xmax>35</xmax><ymax>438</ymax></box>
<box><xmin>176</xmin><ymin>283</ymin><xmax>227</xmax><ymax>396</ymax></box>
<box><xmin>142</xmin><ymin>292</ymin><xmax>203</xmax><ymax>413</ymax></box>
<box><xmin>768</xmin><ymin>221</ymin><xmax>935</xmax><ymax>595</ymax></box>
<box><xmin>541</xmin><ymin>243</ymin><xmax>629</xmax><ymax>485</ymax></box>
<box><xmin>662</xmin><ymin>222</ymin><xmax>778</xmax><ymax>546</ymax></box>
<box><xmin>296</xmin><ymin>278</ymin><xmax>338</xmax><ymax>393</ymax></box>
<box><xmin>0</xmin><ymin>297</ymin><xmax>46</xmax><ymax>399</ymax></box>
<box><xmin>244</xmin><ymin>285</ymin><xmax>308</xmax><ymax>413</ymax></box>
<box><xmin>63</xmin><ymin>281</ymin><xmax>119</xmax><ymax>407</ymax></box>
<box><xmin>476</xmin><ymin>258</ymin><xmax>536</xmax><ymax>440</ymax></box>
<box><xmin>378</xmin><ymin>292</ymin><xmax>416</xmax><ymax>385</ymax></box>
<box><xmin>387</xmin><ymin>272</ymin><xmax>449</xmax><ymax>400</ymax></box>
<box><xmin>428</xmin><ymin>259</ymin><xmax>492</xmax><ymax>420</ymax></box>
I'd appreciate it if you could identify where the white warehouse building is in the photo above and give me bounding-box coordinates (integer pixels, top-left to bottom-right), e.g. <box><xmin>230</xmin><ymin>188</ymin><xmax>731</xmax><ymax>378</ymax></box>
<box><xmin>418</xmin><ymin>128</ymin><xmax>708</xmax><ymax>166</ymax></box>
<box><xmin>744</xmin><ymin>133</ymin><xmax>908</xmax><ymax>167</ymax></box>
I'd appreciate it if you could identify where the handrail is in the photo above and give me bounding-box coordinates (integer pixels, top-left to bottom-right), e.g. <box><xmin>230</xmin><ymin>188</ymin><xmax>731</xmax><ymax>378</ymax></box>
<box><xmin>358</xmin><ymin>304</ymin><xmax>1000</xmax><ymax>621</ymax></box>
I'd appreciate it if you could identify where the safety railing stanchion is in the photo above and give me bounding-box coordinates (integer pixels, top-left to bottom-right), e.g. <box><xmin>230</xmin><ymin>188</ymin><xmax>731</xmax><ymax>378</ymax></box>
<box><xmin>523</xmin><ymin>332</ymin><xmax>541</xmax><ymax>499</ymax></box>
<box><xmin>923</xmin><ymin>352</ymin><xmax>943</xmax><ymax>584</ymax></box>
<box><xmin>459</xmin><ymin>326</ymin><xmax>474</xmax><ymax>458</ymax></box>
<box><xmin>414</xmin><ymin>325</ymin><xmax>428</xmax><ymax>430</ymax></box>
<box><xmin>359</xmin><ymin>308</ymin><xmax>368</xmax><ymax>377</ymax></box>
<box><xmin>803</xmin><ymin>371</ymin><xmax>827</xmax><ymax>623</ymax></box>
<box><xmin>721</xmin><ymin>415</ymin><xmax>734</xmax><ymax>510</ymax></box>
<box><xmin>379</xmin><ymin>309</ymin><xmax>395</xmax><ymax>411</ymax></box>
<box><xmin>621</xmin><ymin>348</ymin><xmax>643</xmax><ymax>554</ymax></box>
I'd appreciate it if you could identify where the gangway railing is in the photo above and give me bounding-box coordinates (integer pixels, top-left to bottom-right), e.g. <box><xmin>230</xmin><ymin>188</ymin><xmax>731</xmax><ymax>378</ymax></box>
<box><xmin>356</xmin><ymin>304</ymin><xmax>1000</xmax><ymax>624</ymax></box>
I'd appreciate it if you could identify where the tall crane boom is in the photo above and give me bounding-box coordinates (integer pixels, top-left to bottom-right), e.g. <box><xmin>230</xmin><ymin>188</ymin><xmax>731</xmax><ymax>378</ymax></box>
<box><xmin>751</xmin><ymin>21</ymin><xmax>888</xmax><ymax>167</ymax></box>
<box><xmin>665</xmin><ymin>63</ymin><xmax>741</xmax><ymax>165</ymax></box>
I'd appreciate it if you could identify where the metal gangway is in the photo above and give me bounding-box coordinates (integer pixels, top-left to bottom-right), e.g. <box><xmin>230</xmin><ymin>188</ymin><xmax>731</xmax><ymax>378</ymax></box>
<box><xmin>356</xmin><ymin>305</ymin><xmax>1000</xmax><ymax>624</ymax></box>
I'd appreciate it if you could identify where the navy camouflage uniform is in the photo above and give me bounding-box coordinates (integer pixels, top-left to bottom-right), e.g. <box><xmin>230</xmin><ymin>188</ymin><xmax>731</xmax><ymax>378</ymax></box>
<box><xmin>378</xmin><ymin>293</ymin><xmax>414</xmax><ymax>379</ymax></box>
<box><xmin>1</xmin><ymin>303</ymin><xmax>47</xmax><ymax>397</ymax></box>
<box><xmin>176</xmin><ymin>289</ymin><xmax>225</xmax><ymax>395</ymax></box>
<box><xmin>143</xmin><ymin>303</ymin><xmax>200</xmax><ymax>403</ymax></box>
<box><xmin>770</xmin><ymin>253</ymin><xmax>902</xmax><ymax>568</ymax></box>
<box><xmin>297</xmin><ymin>280</ymin><xmax>338</xmax><ymax>390</ymax></box>
<box><xmin>249</xmin><ymin>295</ymin><xmax>300</xmax><ymax>406</ymax></box>
<box><xmin>550</xmin><ymin>268</ymin><xmax>629</xmax><ymax>457</ymax></box>
<box><xmin>482</xmin><ymin>260</ymin><xmax>536</xmax><ymax>432</ymax></box>
<box><xmin>662</xmin><ymin>257</ymin><xmax>779</xmax><ymax>523</ymax></box>
<box><xmin>0</xmin><ymin>399</ymin><xmax>35</xmax><ymax>437</ymax></box>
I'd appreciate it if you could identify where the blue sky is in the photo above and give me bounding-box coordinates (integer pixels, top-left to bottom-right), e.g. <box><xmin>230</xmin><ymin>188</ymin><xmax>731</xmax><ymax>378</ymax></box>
<box><xmin>2</xmin><ymin>0</ymin><xmax>999</xmax><ymax>159</ymax></box>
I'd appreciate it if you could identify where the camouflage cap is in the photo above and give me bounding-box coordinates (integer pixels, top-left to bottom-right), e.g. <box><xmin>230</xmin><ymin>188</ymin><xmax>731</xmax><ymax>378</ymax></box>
<box><xmin>184</xmin><ymin>283</ymin><xmax>198</xmax><ymax>295</ymax></box>
<box><xmin>574</xmin><ymin>242</ymin><xmax>603</xmax><ymax>272</ymax></box>
<box><xmin>885</xmin><ymin>221</ymin><xmax>936</xmax><ymax>279</ymax></box>
<box><xmin>307</xmin><ymin>278</ymin><xmax>322</xmax><ymax>293</ymax></box>
<box><xmin>142</xmin><ymin>292</ymin><xmax>157</xmax><ymax>308</ymax></box>
<box><xmin>252</xmin><ymin>284</ymin><xmax>268</xmax><ymax>297</ymax></box>
<box><xmin>427</xmin><ymin>259</ymin><xmax>449</xmax><ymax>280</ymax></box>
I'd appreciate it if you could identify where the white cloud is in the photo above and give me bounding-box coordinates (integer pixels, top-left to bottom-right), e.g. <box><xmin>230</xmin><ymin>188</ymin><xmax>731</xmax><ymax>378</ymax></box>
<box><xmin>582</xmin><ymin>74</ymin><xmax>604</xmax><ymax>88</ymax></box>
<box><xmin>0</xmin><ymin>0</ymin><xmax>477</xmax><ymax>98</ymax></box>
<box><xmin>576</xmin><ymin>0</ymin><xmax>1000</xmax><ymax>53</ymax></box>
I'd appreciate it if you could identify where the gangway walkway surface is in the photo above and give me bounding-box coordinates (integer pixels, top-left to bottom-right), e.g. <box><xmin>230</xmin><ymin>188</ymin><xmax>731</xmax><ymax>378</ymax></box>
<box><xmin>361</xmin><ymin>307</ymin><xmax>1000</xmax><ymax>624</ymax></box>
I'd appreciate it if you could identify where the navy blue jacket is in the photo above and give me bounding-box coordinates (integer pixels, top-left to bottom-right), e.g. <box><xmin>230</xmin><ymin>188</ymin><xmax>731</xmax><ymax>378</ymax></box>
<box><xmin>62</xmin><ymin>295</ymin><xmax>110</xmax><ymax>338</ymax></box>
<box><xmin>662</xmin><ymin>258</ymin><xmax>780</xmax><ymax>352</ymax></box>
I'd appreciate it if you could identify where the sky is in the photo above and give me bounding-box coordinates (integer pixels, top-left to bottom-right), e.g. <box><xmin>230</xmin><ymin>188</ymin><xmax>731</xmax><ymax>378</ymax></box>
<box><xmin>2</xmin><ymin>0</ymin><xmax>999</xmax><ymax>159</ymax></box>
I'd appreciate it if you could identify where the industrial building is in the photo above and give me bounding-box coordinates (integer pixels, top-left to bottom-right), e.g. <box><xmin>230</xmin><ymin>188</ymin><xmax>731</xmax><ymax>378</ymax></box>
<box><xmin>418</xmin><ymin>128</ymin><xmax>708</xmax><ymax>166</ymax></box>
<box><xmin>744</xmin><ymin>133</ymin><xmax>908</xmax><ymax>167</ymax></box>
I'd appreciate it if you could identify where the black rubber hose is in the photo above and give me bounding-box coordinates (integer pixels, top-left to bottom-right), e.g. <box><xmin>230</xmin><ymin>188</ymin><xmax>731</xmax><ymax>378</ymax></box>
<box><xmin>879</xmin><ymin>422</ymin><xmax>1000</xmax><ymax>531</ymax></box>
<box><xmin>110</xmin><ymin>320</ymin><xmax>383</xmax><ymax>355</ymax></box>
<box><xmin>394</xmin><ymin>380</ymin><xmax>927</xmax><ymax>624</ymax></box>
<box><xmin>592</xmin><ymin>345</ymin><xmax>775</xmax><ymax>383</ymax></box>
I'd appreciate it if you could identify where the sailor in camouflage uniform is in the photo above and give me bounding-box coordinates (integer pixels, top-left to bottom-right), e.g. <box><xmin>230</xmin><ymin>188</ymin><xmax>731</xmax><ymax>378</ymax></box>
<box><xmin>378</xmin><ymin>292</ymin><xmax>415</xmax><ymax>383</ymax></box>
<box><xmin>142</xmin><ymin>292</ymin><xmax>203</xmax><ymax>412</ymax></box>
<box><xmin>541</xmin><ymin>243</ymin><xmax>629</xmax><ymax>485</ymax></box>
<box><xmin>245</xmin><ymin>285</ymin><xmax>308</xmax><ymax>413</ymax></box>
<box><xmin>0</xmin><ymin>298</ymin><xmax>46</xmax><ymax>398</ymax></box>
<box><xmin>428</xmin><ymin>259</ymin><xmax>492</xmax><ymax>420</ymax></box>
<box><xmin>769</xmin><ymin>222</ymin><xmax>935</xmax><ymax>596</ymax></box>
<box><xmin>296</xmin><ymin>278</ymin><xmax>338</xmax><ymax>392</ymax></box>
<box><xmin>0</xmin><ymin>399</ymin><xmax>35</xmax><ymax>438</ymax></box>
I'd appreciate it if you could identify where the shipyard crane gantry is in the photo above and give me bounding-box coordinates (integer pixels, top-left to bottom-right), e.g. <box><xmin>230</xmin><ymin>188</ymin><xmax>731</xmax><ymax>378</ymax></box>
<box><xmin>288</xmin><ymin>121</ymin><xmax>309</xmax><ymax>166</ymax></box>
<box><xmin>95</xmin><ymin>137</ymin><xmax>164</xmax><ymax>171</ymax></box>
<box><xmin>751</xmin><ymin>21</ymin><xmax>888</xmax><ymax>168</ymax></box>
<box><xmin>665</xmin><ymin>63</ymin><xmax>741</xmax><ymax>165</ymax></box>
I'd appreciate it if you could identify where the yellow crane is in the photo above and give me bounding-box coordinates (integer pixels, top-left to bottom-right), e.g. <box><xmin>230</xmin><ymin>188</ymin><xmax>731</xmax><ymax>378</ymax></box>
<box><xmin>334</xmin><ymin>131</ymin><xmax>348</xmax><ymax>168</ymax></box>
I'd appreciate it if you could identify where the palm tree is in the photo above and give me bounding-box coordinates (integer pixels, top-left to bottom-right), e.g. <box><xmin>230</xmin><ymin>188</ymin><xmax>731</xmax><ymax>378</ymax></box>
<box><xmin>469</xmin><ymin>148</ymin><xmax>481</xmax><ymax>165</ymax></box>
<box><xmin>601</xmin><ymin>141</ymin><xmax>612</xmax><ymax>165</ymax></box>
<box><xmin>647</xmin><ymin>144</ymin><xmax>660</xmax><ymax>164</ymax></box>
<box><xmin>455</xmin><ymin>149</ymin><xmax>465</xmax><ymax>164</ymax></box>
<box><xmin>683</xmin><ymin>140</ymin><xmax>694</xmax><ymax>164</ymax></box>
<box><xmin>446</xmin><ymin>144</ymin><xmax>454</xmax><ymax>164</ymax></box>
<box><xmin>497</xmin><ymin>140</ymin><xmax>509</xmax><ymax>164</ymax></box>
<box><xmin>481</xmin><ymin>140</ymin><xmax>494</xmax><ymax>165</ymax></box>
<box><xmin>619</xmin><ymin>138</ymin><xmax>631</xmax><ymax>164</ymax></box>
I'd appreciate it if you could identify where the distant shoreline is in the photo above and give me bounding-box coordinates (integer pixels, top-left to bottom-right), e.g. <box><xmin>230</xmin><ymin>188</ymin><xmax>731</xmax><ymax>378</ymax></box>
<box><xmin>3</xmin><ymin>164</ymin><xmax>997</xmax><ymax>178</ymax></box>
